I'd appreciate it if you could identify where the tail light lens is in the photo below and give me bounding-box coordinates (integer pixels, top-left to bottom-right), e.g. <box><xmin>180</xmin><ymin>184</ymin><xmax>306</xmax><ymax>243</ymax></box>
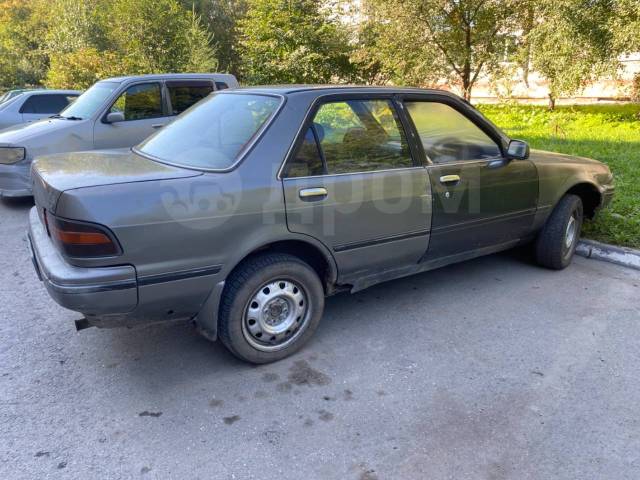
<box><xmin>45</xmin><ymin>211</ymin><xmax>122</xmax><ymax>258</ymax></box>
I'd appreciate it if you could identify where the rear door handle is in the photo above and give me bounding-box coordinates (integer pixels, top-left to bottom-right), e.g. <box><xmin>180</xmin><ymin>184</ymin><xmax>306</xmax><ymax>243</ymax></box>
<box><xmin>439</xmin><ymin>174</ymin><xmax>460</xmax><ymax>185</ymax></box>
<box><xmin>151</xmin><ymin>123</ymin><xmax>165</xmax><ymax>129</ymax></box>
<box><xmin>299</xmin><ymin>187</ymin><xmax>327</xmax><ymax>199</ymax></box>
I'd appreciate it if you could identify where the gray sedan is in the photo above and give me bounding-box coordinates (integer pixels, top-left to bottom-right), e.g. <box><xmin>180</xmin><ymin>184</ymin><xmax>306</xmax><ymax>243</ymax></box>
<box><xmin>28</xmin><ymin>86</ymin><xmax>614</xmax><ymax>363</ymax></box>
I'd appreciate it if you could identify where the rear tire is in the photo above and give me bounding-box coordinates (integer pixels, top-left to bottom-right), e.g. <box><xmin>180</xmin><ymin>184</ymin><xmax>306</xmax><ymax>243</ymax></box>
<box><xmin>218</xmin><ymin>253</ymin><xmax>325</xmax><ymax>364</ymax></box>
<box><xmin>535</xmin><ymin>194</ymin><xmax>583</xmax><ymax>270</ymax></box>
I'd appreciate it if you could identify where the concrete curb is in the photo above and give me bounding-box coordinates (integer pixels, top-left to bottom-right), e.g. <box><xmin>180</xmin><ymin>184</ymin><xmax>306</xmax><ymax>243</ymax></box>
<box><xmin>576</xmin><ymin>239</ymin><xmax>640</xmax><ymax>271</ymax></box>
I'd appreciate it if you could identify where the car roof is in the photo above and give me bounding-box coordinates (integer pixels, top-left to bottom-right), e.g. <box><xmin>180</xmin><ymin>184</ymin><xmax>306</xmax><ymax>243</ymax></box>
<box><xmin>23</xmin><ymin>89</ymin><xmax>82</xmax><ymax>95</ymax></box>
<box><xmin>231</xmin><ymin>84</ymin><xmax>462</xmax><ymax>99</ymax></box>
<box><xmin>101</xmin><ymin>73</ymin><xmax>236</xmax><ymax>83</ymax></box>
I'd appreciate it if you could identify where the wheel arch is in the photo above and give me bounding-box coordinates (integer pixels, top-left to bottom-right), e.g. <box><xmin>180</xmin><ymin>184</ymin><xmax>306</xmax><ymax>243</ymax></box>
<box><xmin>563</xmin><ymin>181</ymin><xmax>602</xmax><ymax>219</ymax></box>
<box><xmin>194</xmin><ymin>235</ymin><xmax>339</xmax><ymax>343</ymax></box>
<box><xmin>224</xmin><ymin>237</ymin><xmax>339</xmax><ymax>295</ymax></box>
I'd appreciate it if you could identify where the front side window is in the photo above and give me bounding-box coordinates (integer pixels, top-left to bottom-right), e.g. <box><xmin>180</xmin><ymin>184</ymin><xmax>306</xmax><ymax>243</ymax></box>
<box><xmin>405</xmin><ymin>101</ymin><xmax>501</xmax><ymax>163</ymax></box>
<box><xmin>138</xmin><ymin>93</ymin><xmax>281</xmax><ymax>170</ymax></box>
<box><xmin>61</xmin><ymin>81</ymin><xmax>119</xmax><ymax>119</ymax></box>
<box><xmin>167</xmin><ymin>81</ymin><xmax>213</xmax><ymax>115</ymax></box>
<box><xmin>110</xmin><ymin>83</ymin><xmax>163</xmax><ymax>121</ymax></box>
<box><xmin>286</xmin><ymin>99</ymin><xmax>412</xmax><ymax>177</ymax></box>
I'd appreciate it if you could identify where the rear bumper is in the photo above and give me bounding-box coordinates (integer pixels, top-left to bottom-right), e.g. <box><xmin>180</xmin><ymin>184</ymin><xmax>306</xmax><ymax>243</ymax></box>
<box><xmin>28</xmin><ymin>206</ymin><xmax>224</xmax><ymax>331</ymax></box>
<box><xmin>27</xmin><ymin>207</ymin><xmax>138</xmax><ymax>315</ymax></box>
<box><xmin>0</xmin><ymin>161</ymin><xmax>32</xmax><ymax>197</ymax></box>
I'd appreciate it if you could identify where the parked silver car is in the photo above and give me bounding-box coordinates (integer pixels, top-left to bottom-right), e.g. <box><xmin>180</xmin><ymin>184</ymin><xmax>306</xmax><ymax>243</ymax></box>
<box><xmin>0</xmin><ymin>73</ymin><xmax>238</xmax><ymax>197</ymax></box>
<box><xmin>0</xmin><ymin>89</ymin><xmax>35</xmax><ymax>104</ymax></box>
<box><xmin>27</xmin><ymin>86</ymin><xmax>614</xmax><ymax>364</ymax></box>
<box><xmin>0</xmin><ymin>89</ymin><xmax>80</xmax><ymax>130</ymax></box>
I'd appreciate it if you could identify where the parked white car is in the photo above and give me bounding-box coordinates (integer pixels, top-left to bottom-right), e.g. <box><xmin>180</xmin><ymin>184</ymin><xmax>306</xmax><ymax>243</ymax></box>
<box><xmin>0</xmin><ymin>73</ymin><xmax>238</xmax><ymax>197</ymax></box>
<box><xmin>0</xmin><ymin>90</ymin><xmax>81</xmax><ymax>130</ymax></box>
<box><xmin>0</xmin><ymin>89</ymin><xmax>34</xmax><ymax>104</ymax></box>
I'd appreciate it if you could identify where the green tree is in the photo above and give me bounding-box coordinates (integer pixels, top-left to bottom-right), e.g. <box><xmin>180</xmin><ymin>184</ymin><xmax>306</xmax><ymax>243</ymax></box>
<box><xmin>44</xmin><ymin>0</ymin><xmax>108</xmax><ymax>54</ymax></box>
<box><xmin>610</xmin><ymin>0</ymin><xmax>640</xmax><ymax>53</ymax></box>
<box><xmin>524</xmin><ymin>0</ymin><xmax>618</xmax><ymax>109</ymax></box>
<box><xmin>239</xmin><ymin>0</ymin><xmax>352</xmax><ymax>84</ymax></box>
<box><xmin>182</xmin><ymin>0</ymin><xmax>247</xmax><ymax>75</ymax></box>
<box><xmin>106</xmin><ymin>0</ymin><xmax>217</xmax><ymax>74</ymax></box>
<box><xmin>609</xmin><ymin>0</ymin><xmax>640</xmax><ymax>100</ymax></box>
<box><xmin>46</xmin><ymin>48</ymin><xmax>124</xmax><ymax>89</ymax></box>
<box><xmin>0</xmin><ymin>0</ymin><xmax>48</xmax><ymax>89</ymax></box>
<box><xmin>183</xmin><ymin>7</ymin><xmax>219</xmax><ymax>72</ymax></box>
<box><xmin>360</xmin><ymin>0</ymin><xmax>525</xmax><ymax>99</ymax></box>
<box><xmin>45</xmin><ymin>0</ymin><xmax>218</xmax><ymax>88</ymax></box>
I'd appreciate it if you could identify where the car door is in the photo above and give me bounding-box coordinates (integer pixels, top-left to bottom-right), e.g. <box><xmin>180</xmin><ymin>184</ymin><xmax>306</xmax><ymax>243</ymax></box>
<box><xmin>281</xmin><ymin>96</ymin><xmax>432</xmax><ymax>280</ymax></box>
<box><xmin>402</xmin><ymin>97</ymin><xmax>538</xmax><ymax>261</ymax></box>
<box><xmin>93</xmin><ymin>82</ymin><xmax>170</xmax><ymax>149</ymax></box>
<box><xmin>19</xmin><ymin>94</ymin><xmax>76</xmax><ymax>123</ymax></box>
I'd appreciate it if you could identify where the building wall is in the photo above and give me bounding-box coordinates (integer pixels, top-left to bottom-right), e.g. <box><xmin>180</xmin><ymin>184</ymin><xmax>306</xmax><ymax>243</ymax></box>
<box><xmin>470</xmin><ymin>54</ymin><xmax>640</xmax><ymax>104</ymax></box>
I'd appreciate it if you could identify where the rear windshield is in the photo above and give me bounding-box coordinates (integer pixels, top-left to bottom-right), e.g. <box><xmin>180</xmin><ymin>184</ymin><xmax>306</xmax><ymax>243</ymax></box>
<box><xmin>137</xmin><ymin>93</ymin><xmax>282</xmax><ymax>170</ymax></box>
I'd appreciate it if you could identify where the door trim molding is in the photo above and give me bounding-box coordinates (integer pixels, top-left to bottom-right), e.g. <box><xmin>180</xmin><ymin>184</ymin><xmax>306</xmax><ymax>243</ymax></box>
<box><xmin>333</xmin><ymin>228</ymin><xmax>429</xmax><ymax>252</ymax></box>
<box><xmin>430</xmin><ymin>207</ymin><xmax>538</xmax><ymax>235</ymax></box>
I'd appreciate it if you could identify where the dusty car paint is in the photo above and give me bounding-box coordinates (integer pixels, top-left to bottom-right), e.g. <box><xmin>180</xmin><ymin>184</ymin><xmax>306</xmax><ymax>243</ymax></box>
<box><xmin>28</xmin><ymin>86</ymin><xmax>614</xmax><ymax>339</ymax></box>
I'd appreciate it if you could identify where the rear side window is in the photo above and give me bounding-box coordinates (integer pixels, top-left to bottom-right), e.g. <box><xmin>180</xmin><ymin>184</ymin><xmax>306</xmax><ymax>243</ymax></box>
<box><xmin>215</xmin><ymin>81</ymin><xmax>229</xmax><ymax>90</ymax></box>
<box><xmin>283</xmin><ymin>126</ymin><xmax>325</xmax><ymax>178</ymax></box>
<box><xmin>405</xmin><ymin>101</ymin><xmax>501</xmax><ymax>163</ymax></box>
<box><xmin>137</xmin><ymin>93</ymin><xmax>281</xmax><ymax>170</ymax></box>
<box><xmin>285</xmin><ymin>99</ymin><xmax>413</xmax><ymax>177</ymax></box>
<box><xmin>20</xmin><ymin>94</ymin><xmax>77</xmax><ymax>114</ymax></box>
<box><xmin>109</xmin><ymin>83</ymin><xmax>163</xmax><ymax>121</ymax></box>
<box><xmin>167</xmin><ymin>81</ymin><xmax>213</xmax><ymax>115</ymax></box>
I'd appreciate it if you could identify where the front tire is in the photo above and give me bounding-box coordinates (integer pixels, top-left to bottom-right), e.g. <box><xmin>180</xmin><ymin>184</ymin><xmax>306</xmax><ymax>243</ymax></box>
<box><xmin>535</xmin><ymin>194</ymin><xmax>583</xmax><ymax>270</ymax></box>
<box><xmin>218</xmin><ymin>253</ymin><xmax>325</xmax><ymax>364</ymax></box>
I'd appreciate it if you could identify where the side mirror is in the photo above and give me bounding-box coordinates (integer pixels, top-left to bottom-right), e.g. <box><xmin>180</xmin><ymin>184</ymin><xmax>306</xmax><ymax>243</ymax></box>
<box><xmin>507</xmin><ymin>139</ymin><xmax>530</xmax><ymax>160</ymax></box>
<box><xmin>105</xmin><ymin>111</ymin><xmax>125</xmax><ymax>124</ymax></box>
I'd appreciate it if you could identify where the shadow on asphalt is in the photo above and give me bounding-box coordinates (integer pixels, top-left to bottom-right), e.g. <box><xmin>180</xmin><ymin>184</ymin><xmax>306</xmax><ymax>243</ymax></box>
<box><xmin>89</xmin><ymin>247</ymin><xmax>541</xmax><ymax>389</ymax></box>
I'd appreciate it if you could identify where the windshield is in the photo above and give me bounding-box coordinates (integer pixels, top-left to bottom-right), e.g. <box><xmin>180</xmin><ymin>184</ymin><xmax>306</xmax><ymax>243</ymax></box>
<box><xmin>137</xmin><ymin>93</ymin><xmax>282</xmax><ymax>170</ymax></box>
<box><xmin>60</xmin><ymin>81</ymin><xmax>119</xmax><ymax>119</ymax></box>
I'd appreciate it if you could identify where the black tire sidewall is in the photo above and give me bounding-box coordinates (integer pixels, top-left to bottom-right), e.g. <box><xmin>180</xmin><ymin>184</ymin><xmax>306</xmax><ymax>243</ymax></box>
<box><xmin>221</xmin><ymin>257</ymin><xmax>325</xmax><ymax>364</ymax></box>
<box><xmin>535</xmin><ymin>194</ymin><xmax>584</xmax><ymax>270</ymax></box>
<box><xmin>561</xmin><ymin>199</ymin><xmax>583</xmax><ymax>265</ymax></box>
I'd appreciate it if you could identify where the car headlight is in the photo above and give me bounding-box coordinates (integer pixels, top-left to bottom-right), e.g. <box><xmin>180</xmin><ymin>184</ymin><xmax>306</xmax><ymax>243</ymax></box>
<box><xmin>0</xmin><ymin>147</ymin><xmax>26</xmax><ymax>165</ymax></box>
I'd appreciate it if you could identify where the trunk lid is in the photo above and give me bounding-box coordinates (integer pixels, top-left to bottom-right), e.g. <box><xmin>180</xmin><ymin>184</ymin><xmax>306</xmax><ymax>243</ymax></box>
<box><xmin>32</xmin><ymin>149</ymin><xmax>202</xmax><ymax>213</ymax></box>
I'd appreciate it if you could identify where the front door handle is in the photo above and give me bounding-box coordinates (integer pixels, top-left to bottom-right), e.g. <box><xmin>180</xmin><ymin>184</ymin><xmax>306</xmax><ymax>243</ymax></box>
<box><xmin>299</xmin><ymin>187</ymin><xmax>328</xmax><ymax>199</ymax></box>
<box><xmin>151</xmin><ymin>123</ymin><xmax>165</xmax><ymax>129</ymax></box>
<box><xmin>439</xmin><ymin>174</ymin><xmax>461</xmax><ymax>185</ymax></box>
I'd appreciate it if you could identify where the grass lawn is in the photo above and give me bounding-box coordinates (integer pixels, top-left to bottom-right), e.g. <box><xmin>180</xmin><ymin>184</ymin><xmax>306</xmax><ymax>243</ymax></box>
<box><xmin>479</xmin><ymin>103</ymin><xmax>640</xmax><ymax>249</ymax></box>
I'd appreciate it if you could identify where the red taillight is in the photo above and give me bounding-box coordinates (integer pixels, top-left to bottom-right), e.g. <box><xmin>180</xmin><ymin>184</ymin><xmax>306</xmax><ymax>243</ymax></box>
<box><xmin>45</xmin><ymin>211</ymin><xmax>121</xmax><ymax>258</ymax></box>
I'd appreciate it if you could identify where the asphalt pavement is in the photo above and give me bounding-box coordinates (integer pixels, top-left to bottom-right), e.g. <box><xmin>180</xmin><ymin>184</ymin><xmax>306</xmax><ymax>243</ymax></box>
<box><xmin>1</xmin><ymin>197</ymin><xmax>639</xmax><ymax>480</ymax></box>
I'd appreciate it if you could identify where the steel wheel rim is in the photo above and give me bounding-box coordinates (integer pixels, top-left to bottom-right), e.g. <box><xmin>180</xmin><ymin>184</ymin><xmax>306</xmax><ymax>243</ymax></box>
<box><xmin>242</xmin><ymin>279</ymin><xmax>310</xmax><ymax>352</ymax></box>
<box><xmin>565</xmin><ymin>214</ymin><xmax>577</xmax><ymax>249</ymax></box>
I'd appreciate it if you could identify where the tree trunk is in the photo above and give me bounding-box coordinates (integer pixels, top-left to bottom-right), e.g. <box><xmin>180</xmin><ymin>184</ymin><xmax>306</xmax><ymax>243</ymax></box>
<box><xmin>463</xmin><ymin>24</ymin><xmax>472</xmax><ymax>101</ymax></box>
<box><xmin>462</xmin><ymin>83</ymin><xmax>472</xmax><ymax>101</ymax></box>
<box><xmin>548</xmin><ymin>94</ymin><xmax>556</xmax><ymax>110</ymax></box>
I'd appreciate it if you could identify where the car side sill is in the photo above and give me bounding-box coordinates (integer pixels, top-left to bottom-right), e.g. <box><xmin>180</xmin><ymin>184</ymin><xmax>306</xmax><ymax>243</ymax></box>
<box><xmin>349</xmin><ymin>240</ymin><xmax>521</xmax><ymax>293</ymax></box>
